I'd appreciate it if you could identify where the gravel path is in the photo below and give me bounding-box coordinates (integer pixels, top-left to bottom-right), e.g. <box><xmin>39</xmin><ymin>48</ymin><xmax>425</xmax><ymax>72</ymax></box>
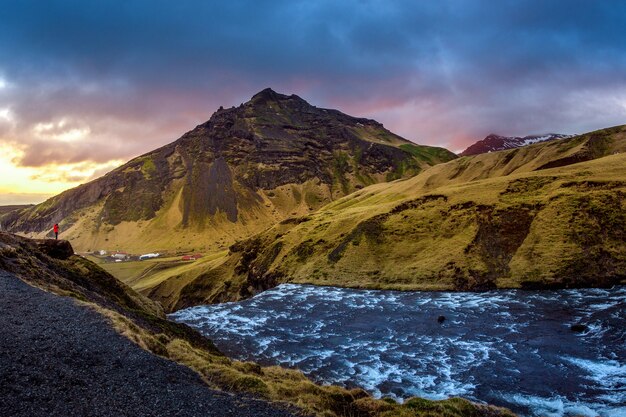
<box><xmin>0</xmin><ymin>271</ymin><xmax>303</xmax><ymax>417</ymax></box>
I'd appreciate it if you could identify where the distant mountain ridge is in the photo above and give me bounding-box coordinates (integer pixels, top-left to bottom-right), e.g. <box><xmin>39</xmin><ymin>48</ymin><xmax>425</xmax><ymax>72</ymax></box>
<box><xmin>1</xmin><ymin>88</ymin><xmax>456</xmax><ymax>253</ymax></box>
<box><xmin>460</xmin><ymin>133</ymin><xmax>573</xmax><ymax>156</ymax></box>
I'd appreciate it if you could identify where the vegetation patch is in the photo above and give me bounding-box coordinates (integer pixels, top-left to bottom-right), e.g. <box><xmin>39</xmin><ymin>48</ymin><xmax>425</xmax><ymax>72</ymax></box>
<box><xmin>559</xmin><ymin>180</ymin><xmax>626</xmax><ymax>190</ymax></box>
<box><xmin>141</xmin><ymin>157</ymin><xmax>157</xmax><ymax>179</ymax></box>
<box><xmin>399</xmin><ymin>143</ymin><xmax>457</xmax><ymax>165</ymax></box>
<box><xmin>499</xmin><ymin>177</ymin><xmax>557</xmax><ymax>196</ymax></box>
<box><xmin>332</xmin><ymin>151</ymin><xmax>351</xmax><ymax>194</ymax></box>
<box><xmin>458</xmin><ymin>204</ymin><xmax>539</xmax><ymax>290</ymax></box>
<box><xmin>555</xmin><ymin>191</ymin><xmax>626</xmax><ymax>286</ymax></box>
<box><xmin>328</xmin><ymin>214</ymin><xmax>387</xmax><ymax>263</ymax></box>
<box><xmin>280</xmin><ymin>215</ymin><xmax>312</xmax><ymax>225</ymax></box>
<box><xmin>292</xmin><ymin>239</ymin><xmax>316</xmax><ymax>261</ymax></box>
<box><xmin>390</xmin><ymin>194</ymin><xmax>448</xmax><ymax>214</ymax></box>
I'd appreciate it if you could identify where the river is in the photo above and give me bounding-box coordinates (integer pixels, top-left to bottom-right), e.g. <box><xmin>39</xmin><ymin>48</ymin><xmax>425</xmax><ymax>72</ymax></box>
<box><xmin>170</xmin><ymin>284</ymin><xmax>625</xmax><ymax>417</ymax></box>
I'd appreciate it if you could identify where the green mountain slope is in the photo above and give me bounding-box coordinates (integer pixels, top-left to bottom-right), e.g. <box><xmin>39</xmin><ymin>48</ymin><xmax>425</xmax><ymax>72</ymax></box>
<box><xmin>139</xmin><ymin>125</ymin><xmax>626</xmax><ymax>311</ymax></box>
<box><xmin>1</xmin><ymin>88</ymin><xmax>455</xmax><ymax>254</ymax></box>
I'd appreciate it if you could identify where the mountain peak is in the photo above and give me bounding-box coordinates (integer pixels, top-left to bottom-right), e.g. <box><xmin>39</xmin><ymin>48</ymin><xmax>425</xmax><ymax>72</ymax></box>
<box><xmin>250</xmin><ymin>87</ymin><xmax>286</xmax><ymax>103</ymax></box>
<box><xmin>461</xmin><ymin>132</ymin><xmax>571</xmax><ymax>156</ymax></box>
<box><xmin>248</xmin><ymin>88</ymin><xmax>310</xmax><ymax>108</ymax></box>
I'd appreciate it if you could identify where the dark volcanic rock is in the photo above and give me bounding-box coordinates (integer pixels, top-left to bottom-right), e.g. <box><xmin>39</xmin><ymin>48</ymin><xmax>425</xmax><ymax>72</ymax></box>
<box><xmin>570</xmin><ymin>324</ymin><xmax>588</xmax><ymax>333</ymax></box>
<box><xmin>437</xmin><ymin>315</ymin><xmax>446</xmax><ymax>324</ymax></box>
<box><xmin>34</xmin><ymin>239</ymin><xmax>74</xmax><ymax>260</ymax></box>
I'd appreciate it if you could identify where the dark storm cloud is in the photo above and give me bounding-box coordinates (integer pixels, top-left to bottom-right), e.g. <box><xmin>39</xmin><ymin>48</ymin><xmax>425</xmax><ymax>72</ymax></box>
<box><xmin>0</xmin><ymin>0</ymin><xmax>625</xmax><ymax>164</ymax></box>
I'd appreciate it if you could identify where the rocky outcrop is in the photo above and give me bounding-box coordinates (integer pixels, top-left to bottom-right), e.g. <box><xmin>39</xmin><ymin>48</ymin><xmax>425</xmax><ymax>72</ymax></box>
<box><xmin>34</xmin><ymin>239</ymin><xmax>74</xmax><ymax>260</ymax></box>
<box><xmin>0</xmin><ymin>232</ymin><xmax>166</xmax><ymax>319</ymax></box>
<box><xmin>570</xmin><ymin>324</ymin><xmax>588</xmax><ymax>333</ymax></box>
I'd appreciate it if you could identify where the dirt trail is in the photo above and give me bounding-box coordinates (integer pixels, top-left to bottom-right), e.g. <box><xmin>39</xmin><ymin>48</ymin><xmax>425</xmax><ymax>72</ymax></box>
<box><xmin>0</xmin><ymin>271</ymin><xmax>302</xmax><ymax>417</ymax></box>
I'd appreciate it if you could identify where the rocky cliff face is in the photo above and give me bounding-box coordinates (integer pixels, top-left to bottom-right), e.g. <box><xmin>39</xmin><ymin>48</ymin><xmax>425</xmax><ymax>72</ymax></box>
<box><xmin>460</xmin><ymin>133</ymin><xmax>572</xmax><ymax>156</ymax></box>
<box><xmin>2</xmin><ymin>88</ymin><xmax>456</xmax><ymax>252</ymax></box>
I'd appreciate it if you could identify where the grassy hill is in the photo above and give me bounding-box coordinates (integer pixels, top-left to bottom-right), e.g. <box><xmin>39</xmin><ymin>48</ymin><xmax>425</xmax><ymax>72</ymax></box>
<box><xmin>1</xmin><ymin>89</ymin><xmax>455</xmax><ymax>255</ymax></box>
<box><xmin>126</xmin><ymin>125</ymin><xmax>626</xmax><ymax>311</ymax></box>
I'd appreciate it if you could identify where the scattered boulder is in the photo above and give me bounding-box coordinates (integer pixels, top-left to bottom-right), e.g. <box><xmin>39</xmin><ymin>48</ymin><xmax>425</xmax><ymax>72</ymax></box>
<box><xmin>34</xmin><ymin>239</ymin><xmax>74</xmax><ymax>260</ymax></box>
<box><xmin>570</xmin><ymin>324</ymin><xmax>588</xmax><ymax>333</ymax></box>
<box><xmin>437</xmin><ymin>315</ymin><xmax>446</xmax><ymax>324</ymax></box>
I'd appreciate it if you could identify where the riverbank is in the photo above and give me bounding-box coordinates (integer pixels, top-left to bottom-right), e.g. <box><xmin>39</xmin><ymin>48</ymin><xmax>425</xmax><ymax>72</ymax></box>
<box><xmin>0</xmin><ymin>233</ymin><xmax>517</xmax><ymax>417</ymax></box>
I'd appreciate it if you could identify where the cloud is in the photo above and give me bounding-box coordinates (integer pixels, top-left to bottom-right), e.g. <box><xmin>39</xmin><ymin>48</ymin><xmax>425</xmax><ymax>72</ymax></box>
<box><xmin>0</xmin><ymin>0</ymin><xmax>624</xmax><ymax>174</ymax></box>
<box><xmin>0</xmin><ymin>142</ymin><xmax>124</xmax><ymax>204</ymax></box>
<box><xmin>0</xmin><ymin>193</ymin><xmax>50</xmax><ymax>206</ymax></box>
<box><xmin>28</xmin><ymin>160</ymin><xmax>124</xmax><ymax>183</ymax></box>
<box><xmin>0</xmin><ymin>108</ymin><xmax>13</xmax><ymax>121</ymax></box>
<box><xmin>32</xmin><ymin>119</ymin><xmax>90</xmax><ymax>143</ymax></box>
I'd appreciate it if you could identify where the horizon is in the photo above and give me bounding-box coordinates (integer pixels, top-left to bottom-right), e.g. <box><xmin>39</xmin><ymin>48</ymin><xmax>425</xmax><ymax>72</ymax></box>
<box><xmin>1</xmin><ymin>0</ymin><xmax>626</xmax><ymax>205</ymax></box>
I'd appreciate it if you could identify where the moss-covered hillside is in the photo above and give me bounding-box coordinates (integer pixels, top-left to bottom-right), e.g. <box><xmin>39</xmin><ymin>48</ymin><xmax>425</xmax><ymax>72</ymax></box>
<box><xmin>0</xmin><ymin>89</ymin><xmax>455</xmax><ymax>254</ymax></box>
<box><xmin>138</xmin><ymin>125</ymin><xmax>626</xmax><ymax>310</ymax></box>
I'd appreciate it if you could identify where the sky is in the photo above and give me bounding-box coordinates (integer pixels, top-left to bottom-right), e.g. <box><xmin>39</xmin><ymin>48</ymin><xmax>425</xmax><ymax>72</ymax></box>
<box><xmin>1</xmin><ymin>0</ymin><xmax>625</xmax><ymax>204</ymax></box>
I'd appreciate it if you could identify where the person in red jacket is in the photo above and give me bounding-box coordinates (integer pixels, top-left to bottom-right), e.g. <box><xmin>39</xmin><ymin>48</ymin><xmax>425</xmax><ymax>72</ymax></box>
<box><xmin>53</xmin><ymin>223</ymin><xmax>59</xmax><ymax>240</ymax></box>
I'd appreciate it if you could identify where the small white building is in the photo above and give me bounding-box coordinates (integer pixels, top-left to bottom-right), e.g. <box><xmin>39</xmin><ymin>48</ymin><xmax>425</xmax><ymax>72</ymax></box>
<box><xmin>139</xmin><ymin>253</ymin><xmax>160</xmax><ymax>261</ymax></box>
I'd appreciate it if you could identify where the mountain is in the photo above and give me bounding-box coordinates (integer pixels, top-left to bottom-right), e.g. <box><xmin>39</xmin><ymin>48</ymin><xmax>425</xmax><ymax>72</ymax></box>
<box><xmin>460</xmin><ymin>133</ymin><xmax>572</xmax><ymax>156</ymax></box>
<box><xmin>137</xmin><ymin>125</ymin><xmax>626</xmax><ymax>311</ymax></box>
<box><xmin>0</xmin><ymin>204</ymin><xmax>33</xmax><ymax>217</ymax></box>
<box><xmin>1</xmin><ymin>88</ymin><xmax>456</xmax><ymax>253</ymax></box>
<box><xmin>0</xmin><ymin>233</ymin><xmax>515</xmax><ymax>417</ymax></box>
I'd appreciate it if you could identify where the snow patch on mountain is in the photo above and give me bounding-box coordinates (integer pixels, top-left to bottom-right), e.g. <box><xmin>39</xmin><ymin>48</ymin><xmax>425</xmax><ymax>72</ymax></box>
<box><xmin>461</xmin><ymin>133</ymin><xmax>574</xmax><ymax>156</ymax></box>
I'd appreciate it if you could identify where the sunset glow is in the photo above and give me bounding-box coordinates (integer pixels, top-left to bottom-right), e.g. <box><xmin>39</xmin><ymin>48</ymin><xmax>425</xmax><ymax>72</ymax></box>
<box><xmin>0</xmin><ymin>142</ymin><xmax>123</xmax><ymax>204</ymax></box>
<box><xmin>0</xmin><ymin>1</ymin><xmax>625</xmax><ymax>204</ymax></box>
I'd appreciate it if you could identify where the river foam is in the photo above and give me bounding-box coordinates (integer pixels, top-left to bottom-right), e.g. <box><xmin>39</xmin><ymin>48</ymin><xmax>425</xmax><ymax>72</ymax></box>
<box><xmin>171</xmin><ymin>284</ymin><xmax>626</xmax><ymax>417</ymax></box>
